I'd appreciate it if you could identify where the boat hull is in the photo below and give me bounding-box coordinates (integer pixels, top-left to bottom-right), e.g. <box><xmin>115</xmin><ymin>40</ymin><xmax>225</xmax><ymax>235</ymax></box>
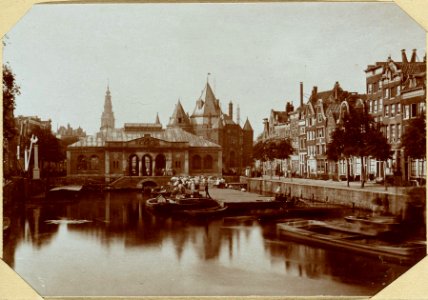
<box><xmin>277</xmin><ymin>220</ymin><xmax>426</xmax><ymax>264</ymax></box>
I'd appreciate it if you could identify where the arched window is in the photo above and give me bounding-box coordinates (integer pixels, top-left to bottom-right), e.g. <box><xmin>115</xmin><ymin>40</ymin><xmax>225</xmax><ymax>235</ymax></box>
<box><xmin>129</xmin><ymin>154</ymin><xmax>139</xmax><ymax>176</ymax></box>
<box><xmin>142</xmin><ymin>155</ymin><xmax>153</xmax><ymax>176</ymax></box>
<box><xmin>77</xmin><ymin>155</ymin><xmax>87</xmax><ymax>171</ymax></box>
<box><xmin>203</xmin><ymin>155</ymin><xmax>213</xmax><ymax>170</ymax></box>
<box><xmin>89</xmin><ymin>155</ymin><xmax>100</xmax><ymax>170</ymax></box>
<box><xmin>192</xmin><ymin>155</ymin><xmax>202</xmax><ymax>169</ymax></box>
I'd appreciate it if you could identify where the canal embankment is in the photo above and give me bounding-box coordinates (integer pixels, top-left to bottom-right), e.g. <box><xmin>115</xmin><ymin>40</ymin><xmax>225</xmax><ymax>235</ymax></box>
<box><xmin>241</xmin><ymin>176</ymin><xmax>425</xmax><ymax>218</ymax></box>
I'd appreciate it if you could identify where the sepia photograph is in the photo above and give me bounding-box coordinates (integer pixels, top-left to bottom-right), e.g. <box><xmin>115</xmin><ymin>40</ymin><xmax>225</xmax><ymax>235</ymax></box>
<box><xmin>2</xmin><ymin>1</ymin><xmax>427</xmax><ymax>298</ymax></box>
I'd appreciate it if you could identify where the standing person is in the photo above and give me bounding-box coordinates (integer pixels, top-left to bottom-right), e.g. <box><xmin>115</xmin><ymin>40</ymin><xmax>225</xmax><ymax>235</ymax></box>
<box><xmin>204</xmin><ymin>181</ymin><xmax>210</xmax><ymax>198</ymax></box>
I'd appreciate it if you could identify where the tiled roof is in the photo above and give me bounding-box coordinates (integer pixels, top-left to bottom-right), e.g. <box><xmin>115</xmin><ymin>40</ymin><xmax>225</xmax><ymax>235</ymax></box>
<box><xmin>271</xmin><ymin>110</ymin><xmax>289</xmax><ymax>124</ymax></box>
<box><xmin>69</xmin><ymin>127</ymin><xmax>220</xmax><ymax>148</ymax></box>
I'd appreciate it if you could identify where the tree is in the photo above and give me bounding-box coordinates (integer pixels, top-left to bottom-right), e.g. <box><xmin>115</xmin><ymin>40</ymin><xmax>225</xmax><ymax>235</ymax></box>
<box><xmin>29</xmin><ymin>126</ymin><xmax>66</xmax><ymax>176</ymax></box>
<box><xmin>401</xmin><ymin>115</ymin><xmax>426</xmax><ymax>160</ymax></box>
<box><xmin>365</xmin><ymin>125</ymin><xmax>392</xmax><ymax>190</ymax></box>
<box><xmin>253</xmin><ymin>138</ymin><xmax>293</xmax><ymax>177</ymax></box>
<box><xmin>3</xmin><ymin>64</ymin><xmax>20</xmax><ymax>177</ymax></box>
<box><xmin>327</xmin><ymin>102</ymin><xmax>390</xmax><ymax>188</ymax></box>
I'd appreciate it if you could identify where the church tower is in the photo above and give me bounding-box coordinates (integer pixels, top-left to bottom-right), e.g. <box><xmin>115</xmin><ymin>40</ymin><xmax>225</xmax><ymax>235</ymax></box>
<box><xmin>242</xmin><ymin>117</ymin><xmax>254</xmax><ymax>168</ymax></box>
<box><xmin>100</xmin><ymin>85</ymin><xmax>115</xmax><ymax>131</ymax></box>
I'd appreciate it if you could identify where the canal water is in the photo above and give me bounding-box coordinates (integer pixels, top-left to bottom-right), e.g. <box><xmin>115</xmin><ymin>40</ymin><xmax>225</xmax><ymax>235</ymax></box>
<box><xmin>2</xmin><ymin>191</ymin><xmax>419</xmax><ymax>296</ymax></box>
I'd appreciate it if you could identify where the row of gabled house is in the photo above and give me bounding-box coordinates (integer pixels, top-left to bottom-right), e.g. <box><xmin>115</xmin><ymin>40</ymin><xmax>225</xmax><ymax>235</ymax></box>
<box><xmin>260</xmin><ymin>49</ymin><xmax>426</xmax><ymax>184</ymax></box>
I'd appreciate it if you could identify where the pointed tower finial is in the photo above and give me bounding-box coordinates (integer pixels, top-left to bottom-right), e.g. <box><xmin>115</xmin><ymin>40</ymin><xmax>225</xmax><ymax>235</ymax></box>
<box><xmin>207</xmin><ymin>72</ymin><xmax>211</xmax><ymax>84</ymax></box>
<box><xmin>155</xmin><ymin>112</ymin><xmax>160</xmax><ymax>124</ymax></box>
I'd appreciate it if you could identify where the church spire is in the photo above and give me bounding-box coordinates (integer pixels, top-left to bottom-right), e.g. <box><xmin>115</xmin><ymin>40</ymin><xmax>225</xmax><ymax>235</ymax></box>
<box><xmin>100</xmin><ymin>85</ymin><xmax>115</xmax><ymax>131</ymax></box>
<box><xmin>155</xmin><ymin>112</ymin><xmax>160</xmax><ymax>124</ymax></box>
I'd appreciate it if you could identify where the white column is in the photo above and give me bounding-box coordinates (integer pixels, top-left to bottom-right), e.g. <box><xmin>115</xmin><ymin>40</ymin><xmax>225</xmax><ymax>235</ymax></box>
<box><xmin>32</xmin><ymin>144</ymin><xmax>40</xmax><ymax>179</ymax></box>
<box><xmin>184</xmin><ymin>151</ymin><xmax>189</xmax><ymax>175</ymax></box>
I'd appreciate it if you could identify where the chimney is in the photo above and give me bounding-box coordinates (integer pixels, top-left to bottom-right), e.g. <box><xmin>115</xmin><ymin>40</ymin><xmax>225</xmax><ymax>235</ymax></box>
<box><xmin>410</xmin><ymin>49</ymin><xmax>417</xmax><ymax>63</ymax></box>
<box><xmin>401</xmin><ymin>49</ymin><xmax>408</xmax><ymax>63</ymax></box>
<box><xmin>313</xmin><ymin>86</ymin><xmax>318</xmax><ymax>97</ymax></box>
<box><xmin>300</xmin><ymin>82</ymin><xmax>304</xmax><ymax>107</ymax></box>
<box><xmin>263</xmin><ymin>118</ymin><xmax>269</xmax><ymax>137</ymax></box>
<box><xmin>236</xmin><ymin>104</ymin><xmax>240</xmax><ymax>125</ymax></box>
<box><xmin>334</xmin><ymin>81</ymin><xmax>339</xmax><ymax>100</ymax></box>
<box><xmin>229</xmin><ymin>101</ymin><xmax>233</xmax><ymax>120</ymax></box>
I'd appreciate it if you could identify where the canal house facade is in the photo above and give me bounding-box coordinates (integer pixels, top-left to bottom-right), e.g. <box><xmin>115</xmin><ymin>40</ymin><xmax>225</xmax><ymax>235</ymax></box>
<box><xmin>365</xmin><ymin>49</ymin><xmax>426</xmax><ymax>182</ymax></box>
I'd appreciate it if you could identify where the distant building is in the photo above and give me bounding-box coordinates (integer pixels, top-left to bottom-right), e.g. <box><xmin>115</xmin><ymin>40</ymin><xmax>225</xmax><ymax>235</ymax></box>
<box><xmin>56</xmin><ymin>123</ymin><xmax>86</xmax><ymax>140</ymax></box>
<box><xmin>168</xmin><ymin>82</ymin><xmax>254</xmax><ymax>174</ymax></box>
<box><xmin>261</xmin><ymin>82</ymin><xmax>366</xmax><ymax>179</ymax></box>
<box><xmin>365</xmin><ymin>49</ymin><xmax>426</xmax><ymax>182</ymax></box>
<box><xmin>67</xmin><ymin>81</ymin><xmax>253</xmax><ymax>179</ymax></box>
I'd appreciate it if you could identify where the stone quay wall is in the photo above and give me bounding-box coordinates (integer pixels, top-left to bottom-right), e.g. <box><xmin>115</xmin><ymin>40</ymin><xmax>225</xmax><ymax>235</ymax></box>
<box><xmin>242</xmin><ymin>177</ymin><xmax>409</xmax><ymax>216</ymax></box>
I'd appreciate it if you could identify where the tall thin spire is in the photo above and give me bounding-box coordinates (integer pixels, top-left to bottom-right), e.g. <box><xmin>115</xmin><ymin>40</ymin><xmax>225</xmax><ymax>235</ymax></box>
<box><xmin>100</xmin><ymin>85</ymin><xmax>115</xmax><ymax>131</ymax></box>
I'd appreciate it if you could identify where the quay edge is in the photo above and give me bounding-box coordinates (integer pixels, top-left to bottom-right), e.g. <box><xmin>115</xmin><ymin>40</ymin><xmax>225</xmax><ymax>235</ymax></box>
<box><xmin>242</xmin><ymin>176</ymin><xmax>424</xmax><ymax>218</ymax></box>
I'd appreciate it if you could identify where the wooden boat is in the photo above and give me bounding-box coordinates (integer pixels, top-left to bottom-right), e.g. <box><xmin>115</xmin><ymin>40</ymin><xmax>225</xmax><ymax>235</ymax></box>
<box><xmin>344</xmin><ymin>215</ymin><xmax>401</xmax><ymax>234</ymax></box>
<box><xmin>145</xmin><ymin>194</ymin><xmax>225</xmax><ymax>216</ymax></box>
<box><xmin>47</xmin><ymin>185</ymin><xmax>83</xmax><ymax>200</ymax></box>
<box><xmin>180</xmin><ymin>206</ymin><xmax>228</xmax><ymax>217</ymax></box>
<box><xmin>276</xmin><ymin>219</ymin><xmax>426</xmax><ymax>264</ymax></box>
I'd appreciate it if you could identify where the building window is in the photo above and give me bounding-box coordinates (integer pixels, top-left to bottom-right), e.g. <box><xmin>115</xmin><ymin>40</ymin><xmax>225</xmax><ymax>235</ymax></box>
<box><xmin>391</xmin><ymin>125</ymin><xmax>396</xmax><ymax>142</ymax></box>
<box><xmin>203</xmin><ymin>155</ymin><xmax>213</xmax><ymax>170</ymax></box>
<box><xmin>385</xmin><ymin>105</ymin><xmax>389</xmax><ymax>116</ymax></box>
<box><xmin>386</xmin><ymin>125</ymin><xmax>390</xmax><ymax>141</ymax></box>
<box><xmin>397</xmin><ymin>103</ymin><xmax>401</xmax><ymax>114</ymax></box>
<box><xmin>391</xmin><ymin>86</ymin><xmax>397</xmax><ymax>98</ymax></box>
<box><xmin>369</xmin><ymin>101</ymin><xmax>373</xmax><ymax>113</ymax></box>
<box><xmin>373</xmin><ymin>82</ymin><xmax>378</xmax><ymax>92</ymax></box>
<box><xmin>373</xmin><ymin>100</ymin><xmax>378</xmax><ymax>113</ymax></box>
<box><xmin>411</xmin><ymin>103</ymin><xmax>418</xmax><ymax>118</ymax></box>
<box><xmin>77</xmin><ymin>155</ymin><xmax>87</xmax><ymax>171</ymax></box>
<box><xmin>404</xmin><ymin>105</ymin><xmax>410</xmax><ymax>119</ymax></box>
<box><xmin>397</xmin><ymin>124</ymin><xmax>402</xmax><ymax>142</ymax></box>
<box><xmin>383</xmin><ymin>88</ymin><xmax>389</xmax><ymax>99</ymax></box>
<box><xmin>317</xmin><ymin>128</ymin><xmax>324</xmax><ymax>138</ymax></box>
<box><xmin>368</xmin><ymin>83</ymin><xmax>373</xmax><ymax>94</ymax></box>
<box><xmin>391</xmin><ymin>104</ymin><xmax>395</xmax><ymax>116</ymax></box>
<box><xmin>192</xmin><ymin>155</ymin><xmax>202</xmax><ymax>169</ymax></box>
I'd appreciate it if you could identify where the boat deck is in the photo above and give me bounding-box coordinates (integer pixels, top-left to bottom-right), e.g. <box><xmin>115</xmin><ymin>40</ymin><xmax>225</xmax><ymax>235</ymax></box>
<box><xmin>208</xmin><ymin>187</ymin><xmax>273</xmax><ymax>204</ymax></box>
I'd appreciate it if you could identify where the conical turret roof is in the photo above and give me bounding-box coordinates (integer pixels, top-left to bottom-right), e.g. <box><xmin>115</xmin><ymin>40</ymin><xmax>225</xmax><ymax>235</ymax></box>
<box><xmin>191</xmin><ymin>82</ymin><xmax>222</xmax><ymax>117</ymax></box>
<box><xmin>243</xmin><ymin>118</ymin><xmax>253</xmax><ymax>131</ymax></box>
<box><xmin>168</xmin><ymin>99</ymin><xmax>190</xmax><ymax>126</ymax></box>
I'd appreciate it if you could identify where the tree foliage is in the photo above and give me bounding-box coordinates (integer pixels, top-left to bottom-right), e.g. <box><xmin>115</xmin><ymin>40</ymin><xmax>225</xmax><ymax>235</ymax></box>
<box><xmin>326</xmin><ymin>103</ymin><xmax>392</xmax><ymax>187</ymax></box>
<box><xmin>401</xmin><ymin>115</ymin><xmax>426</xmax><ymax>159</ymax></box>
<box><xmin>327</xmin><ymin>105</ymin><xmax>391</xmax><ymax>162</ymax></box>
<box><xmin>253</xmin><ymin>138</ymin><xmax>293</xmax><ymax>162</ymax></box>
<box><xmin>30</xmin><ymin>126</ymin><xmax>65</xmax><ymax>164</ymax></box>
<box><xmin>3</xmin><ymin>64</ymin><xmax>20</xmax><ymax>139</ymax></box>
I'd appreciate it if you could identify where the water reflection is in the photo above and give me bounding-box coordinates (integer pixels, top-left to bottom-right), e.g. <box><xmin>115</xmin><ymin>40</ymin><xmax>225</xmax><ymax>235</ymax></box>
<box><xmin>2</xmin><ymin>191</ymin><xmax>419</xmax><ymax>296</ymax></box>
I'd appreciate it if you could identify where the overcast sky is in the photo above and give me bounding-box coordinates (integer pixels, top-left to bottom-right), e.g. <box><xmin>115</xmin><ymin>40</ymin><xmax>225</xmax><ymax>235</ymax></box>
<box><xmin>3</xmin><ymin>2</ymin><xmax>426</xmax><ymax>136</ymax></box>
